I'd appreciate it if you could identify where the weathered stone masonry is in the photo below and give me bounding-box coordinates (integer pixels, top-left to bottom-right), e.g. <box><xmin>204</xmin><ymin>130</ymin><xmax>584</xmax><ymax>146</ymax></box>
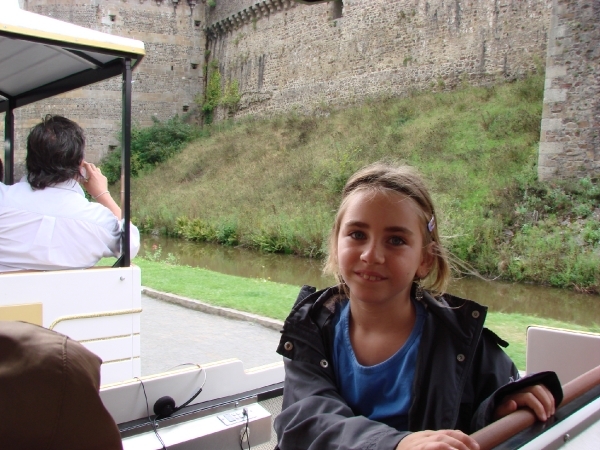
<box><xmin>207</xmin><ymin>1</ymin><xmax>552</xmax><ymax>114</ymax></box>
<box><xmin>538</xmin><ymin>0</ymin><xmax>600</xmax><ymax>180</ymax></box>
<box><xmin>205</xmin><ymin>0</ymin><xmax>598</xmax><ymax>180</ymax></box>
<box><xmin>4</xmin><ymin>0</ymin><xmax>597</xmax><ymax>180</ymax></box>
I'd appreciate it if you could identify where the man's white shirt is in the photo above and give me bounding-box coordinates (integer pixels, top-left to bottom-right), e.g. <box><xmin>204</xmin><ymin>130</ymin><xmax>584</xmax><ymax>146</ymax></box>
<box><xmin>0</xmin><ymin>178</ymin><xmax>140</xmax><ymax>272</ymax></box>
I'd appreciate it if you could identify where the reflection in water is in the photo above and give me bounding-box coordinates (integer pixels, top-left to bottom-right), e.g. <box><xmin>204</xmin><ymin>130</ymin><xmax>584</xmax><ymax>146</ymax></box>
<box><xmin>447</xmin><ymin>277</ymin><xmax>600</xmax><ymax>328</ymax></box>
<box><xmin>139</xmin><ymin>236</ymin><xmax>600</xmax><ymax>327</ymax></box>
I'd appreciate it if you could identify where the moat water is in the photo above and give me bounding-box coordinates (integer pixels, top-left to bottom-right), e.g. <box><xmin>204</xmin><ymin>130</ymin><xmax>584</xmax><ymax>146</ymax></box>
<box><xmin>139</xmin><ymin>236</ymin><xmax>600</xmax><ymax>328</ymax></box>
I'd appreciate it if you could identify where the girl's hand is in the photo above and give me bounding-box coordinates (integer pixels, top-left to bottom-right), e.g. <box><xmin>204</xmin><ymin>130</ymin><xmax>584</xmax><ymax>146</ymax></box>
<box><xmin>395</xmin><ymin>430</ymin><xmax>480</xmax><ymax>450</ymax></box>
<box><xmin>493</xmin><ymin>384</ymin><xmax>555</xmax><ymax>421</ymax></box>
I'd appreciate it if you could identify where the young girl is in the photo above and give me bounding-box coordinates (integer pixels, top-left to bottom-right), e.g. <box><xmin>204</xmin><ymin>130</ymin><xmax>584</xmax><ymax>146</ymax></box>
<box><xmin>274</xmin><ymin>163</ymin><xmax>561</xmax><ymax>450</ymax></box>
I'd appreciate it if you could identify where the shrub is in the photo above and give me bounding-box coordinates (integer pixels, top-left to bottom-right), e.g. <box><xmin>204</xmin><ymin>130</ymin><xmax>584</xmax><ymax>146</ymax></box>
<box><xmin>221</xmin><ymin>80</ymin><xmax>242</xmax><ymax>115</ymax></box>
<box><xmin>216</xmin><ymin>222</ymin><xmax>239</xmax><ymax>246</ymax></box>
<box><xmin>176</xmin><ymin>217</ymin><xmax>217</xmax><ymax>242</ymax></box>
<box><xmin>101</xmin><ymin>116</ymin><xmax>202</xmax><ymax>184</ymax></box>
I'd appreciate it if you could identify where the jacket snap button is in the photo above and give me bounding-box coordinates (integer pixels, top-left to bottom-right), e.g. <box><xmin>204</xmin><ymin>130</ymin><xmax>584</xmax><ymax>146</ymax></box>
<box><xmin>284</xmin><ymin>341</ymin><xmax>293</xmax><ymax>351</ymax></box>
<box><xmin>457</xmin><ymin>354</ymin><xmax>465</xmax><ymax>362</ymax></box>
<box><xmin>320</xmin><ymin>359</ymin><xmax>329</xmax><ymax>368</ymax></box>
<box><xmin>472</xmin><ymin>310</ymin><xmax>480</xmax><ymax>319</ymax></box>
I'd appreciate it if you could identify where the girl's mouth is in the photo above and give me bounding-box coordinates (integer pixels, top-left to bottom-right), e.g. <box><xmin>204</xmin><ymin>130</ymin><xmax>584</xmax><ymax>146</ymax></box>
<box><xmin>356</xmin><ymin>272</ymin><xmax>384</xmax><ymax>281</ymax></box>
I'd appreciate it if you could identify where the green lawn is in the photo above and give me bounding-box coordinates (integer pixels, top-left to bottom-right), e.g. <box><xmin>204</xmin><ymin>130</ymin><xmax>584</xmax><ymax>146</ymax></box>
<box><xmin>129</xmin><ymin>259</ymin><xmax>600</xmax><ymax>370</ymax></box>
<box><xmin>136</xmin><ymin>259</ymin><xmax>298</xmax><ymax>320</ymax></box>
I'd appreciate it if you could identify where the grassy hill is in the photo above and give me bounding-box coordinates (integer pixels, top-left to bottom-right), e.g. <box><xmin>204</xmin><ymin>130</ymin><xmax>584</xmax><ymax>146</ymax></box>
<box><xmin>112</xmin><ymin>74</ymin><xmax>600</xmax><ymax>293</ymax></box>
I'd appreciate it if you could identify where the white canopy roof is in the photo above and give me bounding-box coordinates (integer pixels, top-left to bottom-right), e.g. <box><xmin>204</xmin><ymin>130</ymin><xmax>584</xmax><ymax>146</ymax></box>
<box><xmin>0</xmin><ymin>0</ymin><xmax>145</xmax><ymax>112</ymax></box>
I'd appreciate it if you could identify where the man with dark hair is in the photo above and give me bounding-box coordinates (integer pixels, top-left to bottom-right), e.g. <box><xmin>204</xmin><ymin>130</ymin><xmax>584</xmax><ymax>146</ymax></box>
<box><xmin>26</xmin><ymin>114</ymin><xmax>87</xmax><ymax>190</ymax></box>
<box><xmin>0</xmin><ymin>115</ymin><xmax>139</xmax><ymax>271</ymax></box>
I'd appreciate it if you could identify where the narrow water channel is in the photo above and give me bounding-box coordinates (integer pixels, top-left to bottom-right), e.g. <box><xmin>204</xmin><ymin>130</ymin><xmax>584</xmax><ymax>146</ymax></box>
<box><xmin>139</xmin><ymin>236</ymin><xmax>600</xmax><ymax>328</ymax></box>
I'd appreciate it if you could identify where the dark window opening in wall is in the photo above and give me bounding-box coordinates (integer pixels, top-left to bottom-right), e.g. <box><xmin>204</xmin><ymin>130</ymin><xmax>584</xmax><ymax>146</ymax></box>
<box><xmin>258</xmin><ymin>55</ymin><xmax>265</xmax><ymax>90</ymax></box>
<box><xmin>330</xmin><ymin>0</ymin><xmax>343</xmax><ymax>20</ymax></box>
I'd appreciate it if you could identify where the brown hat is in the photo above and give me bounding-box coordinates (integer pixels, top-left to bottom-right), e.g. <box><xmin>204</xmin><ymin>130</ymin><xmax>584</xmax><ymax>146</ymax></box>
<box><xmin>0</xmin><ymin>321</ymin><xmax>123</xmax><ymax>450</ymax></box>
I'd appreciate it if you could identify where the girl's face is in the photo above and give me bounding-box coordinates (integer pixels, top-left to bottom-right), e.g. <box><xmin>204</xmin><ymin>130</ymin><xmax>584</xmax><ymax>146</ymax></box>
<box><xmin>337</xmin><ymin>190</ymin><xmax>432</xmax><ymax>307</ymax></box>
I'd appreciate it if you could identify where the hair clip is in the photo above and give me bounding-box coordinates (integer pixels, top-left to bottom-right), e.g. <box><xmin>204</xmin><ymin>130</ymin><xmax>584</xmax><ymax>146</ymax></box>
<box><xmin>428</xmin><ymin>216</ymin><xmax>435</xmax><ymax>233</ymax></box>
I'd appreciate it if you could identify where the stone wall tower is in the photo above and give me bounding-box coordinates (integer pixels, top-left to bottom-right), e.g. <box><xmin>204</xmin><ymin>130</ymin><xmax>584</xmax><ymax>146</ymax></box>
<box><xmin>203</xmin><ymin>1</ymin><xmax>552</xmax><ymax>121</ymax></box>
<box><xmin>538</xmin><ymin>0</ymin><xmax>600</xmax><ymax>180</ymax></box>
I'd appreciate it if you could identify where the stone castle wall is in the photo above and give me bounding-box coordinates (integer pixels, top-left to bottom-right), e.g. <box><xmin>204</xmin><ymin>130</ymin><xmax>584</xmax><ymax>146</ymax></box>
<box><xmin>205</xmin><ymin>0</ymin><xmax>598</xmax><ymax>180</ymax></box>
<box><xmin>4</xmin><ymin>0</ymin><xmax>205</xmax><ymax>177</ymax></box>
<box><xmin>205</xmin><ymin>0</ymin><xmax>552</xmax><ymax>120</ymax></box>
<box><xmin>4</xmin><ymin>0</ymin><xmax>597</xmax><ymax>180</ymax></box>
<box><xmin>538</xmin><ymin>0</ymin><xmax>599</xmax><ymax>180</ymax></box>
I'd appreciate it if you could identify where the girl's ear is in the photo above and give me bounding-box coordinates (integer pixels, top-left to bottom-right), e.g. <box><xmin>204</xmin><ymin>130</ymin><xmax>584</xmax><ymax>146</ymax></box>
<box><xmin>417</xmin><ymin>242</ymin><xmax>435</xmax><ymax>279</ymax></box>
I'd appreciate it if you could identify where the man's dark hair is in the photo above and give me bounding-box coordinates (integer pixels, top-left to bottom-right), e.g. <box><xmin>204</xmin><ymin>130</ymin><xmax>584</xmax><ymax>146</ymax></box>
<box><xmin>26</xmin><ymin>115</ymin><xmax>85</xmax><ymax>190</ymax></box>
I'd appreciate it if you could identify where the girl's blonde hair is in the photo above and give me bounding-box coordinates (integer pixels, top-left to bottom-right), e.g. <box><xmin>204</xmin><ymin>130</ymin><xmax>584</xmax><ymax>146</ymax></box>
<box><xmin>323</xmin><ymin>162</ymin><xmax>451</xmax><ymax>296</ymax></box>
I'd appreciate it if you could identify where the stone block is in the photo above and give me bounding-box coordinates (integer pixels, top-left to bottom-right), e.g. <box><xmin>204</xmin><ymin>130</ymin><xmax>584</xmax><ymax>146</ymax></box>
<box><xmin>539</xmin><ymin>142</ymin><xmax>564</xmax><ymax>155</ymax></box>
<box><xmin>544</xmin><ymin>89</ymin><xmax>567</xmax><ymax>103</ymax></box>
<box><xmin>541</xmin><ymin>119</ymin><xmax>564</xmax><ymax>131</ymax></box>
<box><xmin>553</xmin><ymin>26</ymin><xmax>568</xmax><ymax>39</ymax></box>
<box><xmin>538</xmin><ymin>166</ymin><xmax>558</xmax><ymax>181</ymax></box>
<box><xmin>545</xmin><ymin>65</ymin><xmax>567</xmax><ymax>78</ymax></box>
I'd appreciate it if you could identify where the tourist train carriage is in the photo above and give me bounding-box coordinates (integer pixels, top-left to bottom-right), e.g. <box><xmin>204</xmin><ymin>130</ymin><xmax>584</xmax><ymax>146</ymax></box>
<box><xmin>1</xmin><ymin>0</ymin><xmax>144</xmax><ymax>385</ymax></box>
<box><xmin>0</xmin><ymin>2</ymin><xmax>280</xmax><ymax>448</ymax></box>
<box><xmin>1</xmin><ymin>1</ymin><xmax>599</xmax><ymax>449</ymax></box>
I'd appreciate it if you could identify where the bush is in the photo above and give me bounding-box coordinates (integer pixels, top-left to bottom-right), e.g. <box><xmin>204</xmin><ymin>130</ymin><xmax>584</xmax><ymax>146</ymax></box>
<box><xmin>101</xmin><ymin>116</ymin><xmax>203</xmax><ymax>184</ymax></box>
<box><xmin>176</xmin><ymin>217</ymin><xmax>217</xmax><ymax>242</ymax></box>
<box><xmin>221</xmin><ymin>79</ymin><xmax>242</xmax><ymax>115</ymax></box>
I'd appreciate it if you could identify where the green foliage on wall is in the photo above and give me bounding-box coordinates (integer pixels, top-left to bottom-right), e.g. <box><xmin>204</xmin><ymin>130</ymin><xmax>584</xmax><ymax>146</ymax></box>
<box><xmin>200</xmin><ymin>60</ymin><xmax>222</xmax><ymax>124</ymax></box>
<box><xmin>197</xmin><ymin>59</ymin><xmax>242</xmax><ymax>123</ymax></box>
<box><xmin>221</xmin><ymin>79</ymin><xmax>242</xmax><ymax>114</ymax></box>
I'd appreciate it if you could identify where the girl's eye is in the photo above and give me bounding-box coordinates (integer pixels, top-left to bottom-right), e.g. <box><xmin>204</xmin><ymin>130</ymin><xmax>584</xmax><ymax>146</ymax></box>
<box><xmin>388</xmin><ymin>236</ymin><xmax>405</xmax><ymax>246</ymax></box>
<box><xmin>349</xmin><ymin>231</ymin><xmax>366</xmax><ymax>240</ymax></box>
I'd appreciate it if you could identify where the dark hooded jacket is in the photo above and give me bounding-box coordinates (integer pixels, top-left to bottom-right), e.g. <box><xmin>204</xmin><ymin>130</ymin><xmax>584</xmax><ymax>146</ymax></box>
<box><xmin>274</xmin><ymin>285</ymin><xmax>562</xmax><ymax>450</ymax></box>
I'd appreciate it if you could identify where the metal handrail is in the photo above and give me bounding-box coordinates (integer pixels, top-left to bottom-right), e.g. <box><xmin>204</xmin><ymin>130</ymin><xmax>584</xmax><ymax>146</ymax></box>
<box><xmin>471</xmin><ymin>364</ymin><xmax>600</xmax><ymax>449</ymax></box>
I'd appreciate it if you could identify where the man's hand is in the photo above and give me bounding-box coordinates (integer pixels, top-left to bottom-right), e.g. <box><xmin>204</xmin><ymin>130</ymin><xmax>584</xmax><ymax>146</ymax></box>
<box><xmin>80</xmin><ymin>161</ymin><xmax>121</xmax><ymax>219</ymax></box>
<box><xmin>80</xmin><ymin>161</ymin><xmax>108</xmax><ymax>199</ymax></box>
<box><xmin>396</xmin><ymin>430</ymin><xmax>480</xmax><ymax>450</ymax></box>
<box><xmin>493</xmin><ymin>384</ymin><xmax>555</xmax><ymax>422</ymax></box>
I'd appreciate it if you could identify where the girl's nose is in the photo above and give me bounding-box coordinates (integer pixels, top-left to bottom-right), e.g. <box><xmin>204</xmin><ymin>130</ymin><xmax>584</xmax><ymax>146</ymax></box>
<box><xmin>361</xmin><ymin>240</ymin><xmax>384</xmax><ymax>264</ymax></box>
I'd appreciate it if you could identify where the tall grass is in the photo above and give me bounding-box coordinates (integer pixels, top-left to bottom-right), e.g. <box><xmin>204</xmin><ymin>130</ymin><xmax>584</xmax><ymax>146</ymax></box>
<box><xmin>128</xmin><ymin>74</ymin><xmax>600</xmax><ymax>293</ymax></box>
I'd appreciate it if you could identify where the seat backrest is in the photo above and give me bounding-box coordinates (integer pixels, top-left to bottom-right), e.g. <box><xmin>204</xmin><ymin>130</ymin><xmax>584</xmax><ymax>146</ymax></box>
<box><xmin>526</xmin><ymin>326</ymin><xmax>600</xmax><ymax>384</ymax></box>
<box><xmin>0</xmin><ymin>265</ymin><xmax>142</xmax><ymax>385</ymax></box>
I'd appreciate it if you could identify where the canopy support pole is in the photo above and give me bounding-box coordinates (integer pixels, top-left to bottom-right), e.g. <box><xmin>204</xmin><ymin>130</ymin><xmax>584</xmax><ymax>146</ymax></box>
<box><xmin>4</xmin><ymin>98</ymin><xmax>15</xmax><ymax>185</ymax></box>
<box><xmin>120</xmin><ymin>58</ymin><xmax>132</xmax><ymax>267</ymax></box>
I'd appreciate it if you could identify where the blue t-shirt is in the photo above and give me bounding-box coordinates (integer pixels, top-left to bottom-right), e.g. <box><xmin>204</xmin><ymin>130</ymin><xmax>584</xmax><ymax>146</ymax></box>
<box><xmin>332</xmin><ymin>299</ymin><xmax>427</xmax><ymax>431</ymax></box>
